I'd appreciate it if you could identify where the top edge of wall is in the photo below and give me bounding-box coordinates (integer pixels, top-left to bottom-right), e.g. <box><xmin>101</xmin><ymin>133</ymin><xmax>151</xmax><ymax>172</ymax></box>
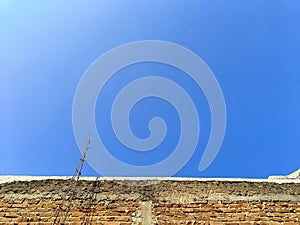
<box><xmin>1</xmin><ymin>175</ymin><xmax>300</xmax><ymax>184</ymax></box>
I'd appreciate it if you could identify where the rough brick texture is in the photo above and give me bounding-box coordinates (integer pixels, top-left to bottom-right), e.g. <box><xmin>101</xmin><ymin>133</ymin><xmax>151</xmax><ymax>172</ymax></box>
<box><xmin>0</xmin><ymin>178</ymin><xmax>299</xmax><ymax>224</ymax></box>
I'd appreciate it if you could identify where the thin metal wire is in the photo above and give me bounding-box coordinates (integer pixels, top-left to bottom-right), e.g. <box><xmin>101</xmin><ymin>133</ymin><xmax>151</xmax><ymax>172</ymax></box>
<box><xmin>52</xmin><ymin>137</ymin><xmax>91</xmax><ymax>225</ymax></box>
<box><xmin>82</xmin><ymin>176</ymin><xmax>101</xmax><ymax>225</ymax></box>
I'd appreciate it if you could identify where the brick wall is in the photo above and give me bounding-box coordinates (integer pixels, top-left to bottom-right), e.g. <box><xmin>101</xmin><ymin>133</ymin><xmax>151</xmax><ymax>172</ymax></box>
<box><xmin>0</xmin><ymin>177</ymin><xmax>299</xmax><ymax>224</ymax></box>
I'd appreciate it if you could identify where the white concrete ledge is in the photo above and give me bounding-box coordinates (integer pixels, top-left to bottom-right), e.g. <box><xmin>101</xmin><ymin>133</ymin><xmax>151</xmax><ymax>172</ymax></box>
<box><xmin>1</xmin><ymin>175</ymin><xmax>300</xmax><ymax>185</ymax></box>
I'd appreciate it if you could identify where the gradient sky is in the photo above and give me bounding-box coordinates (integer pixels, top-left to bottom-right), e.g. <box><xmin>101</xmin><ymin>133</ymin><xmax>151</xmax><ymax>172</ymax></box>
<box><xmin>1</xmin><ymin>1</ymin><xmax>300</xmax><ymax>178</ymax></box>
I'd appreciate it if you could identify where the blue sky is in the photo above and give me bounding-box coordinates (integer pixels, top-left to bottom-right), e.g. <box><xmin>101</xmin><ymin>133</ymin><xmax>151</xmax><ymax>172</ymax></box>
<box><xmin>1</xmin><ymin>1</ymin><xmax>299</xmax><ymax>178</ymax></box>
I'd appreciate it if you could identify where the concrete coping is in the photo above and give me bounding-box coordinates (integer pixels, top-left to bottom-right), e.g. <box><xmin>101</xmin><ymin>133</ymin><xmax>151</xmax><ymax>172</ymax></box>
<box><xmin>269</xmin><ymin>169</ymin><xmax>300</xmax><ymax>180</ymax></box>
<box><xmin>1</xmin><ymin>175</ymin><xmax>300</xmax><ymax>185</ymax></box>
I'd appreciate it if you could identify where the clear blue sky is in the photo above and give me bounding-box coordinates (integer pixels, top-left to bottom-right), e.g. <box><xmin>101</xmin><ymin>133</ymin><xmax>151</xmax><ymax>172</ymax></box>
<box><xmin>1</xmin><ymin>1</ymin><xmax>299</xmax><ymax>178</ymax></box>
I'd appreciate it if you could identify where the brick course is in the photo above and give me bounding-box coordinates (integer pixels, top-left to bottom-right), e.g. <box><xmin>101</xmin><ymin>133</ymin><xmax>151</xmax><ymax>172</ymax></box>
<box><xmin>0</xmin><ymin>177</ymin><xmax>299</xmax><ymax>224</ymax></box>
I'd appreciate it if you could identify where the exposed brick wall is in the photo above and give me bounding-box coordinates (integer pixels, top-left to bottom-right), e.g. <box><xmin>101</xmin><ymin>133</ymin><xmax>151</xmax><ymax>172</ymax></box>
<box><xmin>0</xmin><ymin>178</ymin><xmax>299</xmax><ymax>224</ymax></box>
<box><xmin>153</xmin><ymin>201</ymin><xmax>300</xmax><ymax>224</ymax></box>
<box><xmin>0</xmin><ymin>199</ymin><xmax>140</xmax><ymax>224</ymax></box>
